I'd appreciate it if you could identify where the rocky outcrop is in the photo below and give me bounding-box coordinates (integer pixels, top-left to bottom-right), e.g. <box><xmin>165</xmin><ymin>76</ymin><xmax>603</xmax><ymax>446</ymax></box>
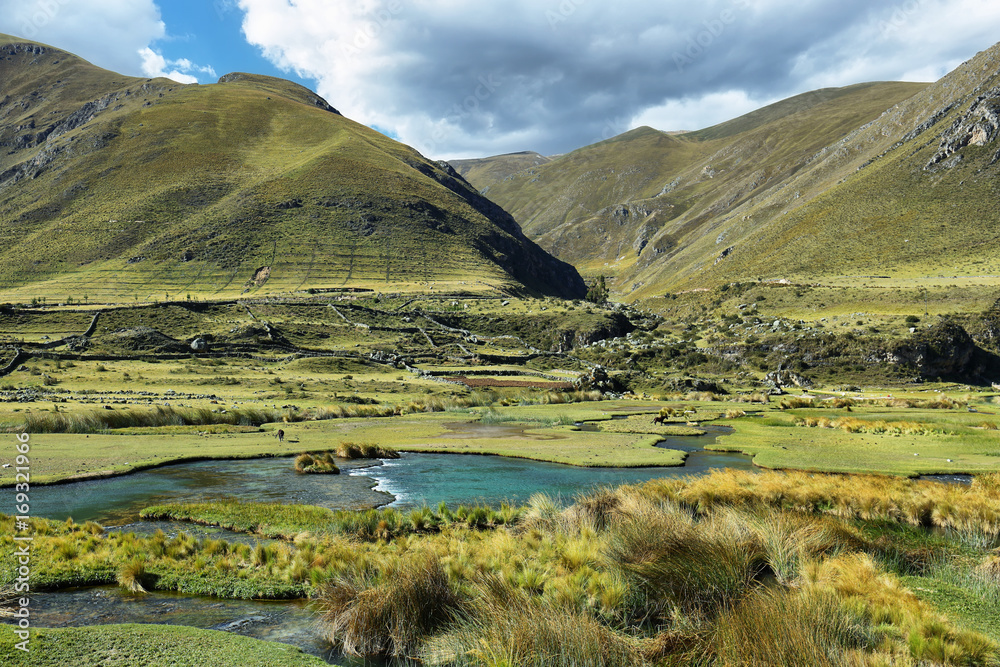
<box><xmin>764</xmin><ymin>369</ymin><xmax>812</xmax><ymax>390</ymax></box>
<box><xmin>878</xmin><ymin>321</ymin><xmax>976</xmax><ymax>379</ymax></box>
<box><xmin>662</xmin><ymin>377</ymin><xmax>726</xmax><ymax>393</ymax></box>
<box><xmin>927</xmin><ymin>87</ymin><xmax>1000</xmax><ymax>168</ymax></box>
<box><xmin>573</xmin><ymin>365</ymin><xmax>622</xmax><ymax>393</ymax></box>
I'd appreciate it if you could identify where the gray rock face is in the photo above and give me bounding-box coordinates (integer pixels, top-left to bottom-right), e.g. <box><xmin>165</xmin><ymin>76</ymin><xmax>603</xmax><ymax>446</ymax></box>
<box><xmin>190</xmin><ymin>338</ymin><xmax>208</xmax><ymax>352</ymax></box>
<box><xmin>764</xmin><ymin>369</ymin><xmax>812</xmax><ymax>389</ymax></box>
<box><xmin>927</xmin><ymin>87</ymin><xmax>1000</xmax><ymax>168</ymax></box>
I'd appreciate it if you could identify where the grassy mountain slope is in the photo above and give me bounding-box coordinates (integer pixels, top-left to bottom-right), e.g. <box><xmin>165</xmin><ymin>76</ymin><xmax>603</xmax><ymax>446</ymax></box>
<box><xmin>669</xmin><ymin>45</ymin><xmax>1000</xmax><ymax>296</ymax></box>
<box><xmin>0</xmin><ymin>35</ymin><xmax>584</xmax><ymax>302</ymax></box>
<box><xmin>455</xmin><ymin>81</ymin><xmax>929</xmax><ymax>288</ymax></box>
<box><xmin>450</xmin><ymin>151</ymin><xmax>551</xmax><ymax>195</ymax></box>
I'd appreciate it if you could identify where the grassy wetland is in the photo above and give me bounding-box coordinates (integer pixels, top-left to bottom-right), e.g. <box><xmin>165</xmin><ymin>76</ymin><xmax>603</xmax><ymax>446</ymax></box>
<box><xmin>4</xmin><ymin>31</ymin><xmax>1000</xmax><ymax>667</ymax></box>
<box><xmin>3</xmin><ymin>472</ymin><xmax>999</xmax><ymax>665</ymax></box>
<box><xmin>1</xmin><ymin>289</ymin><xmax>1000</xmax><ymax>666</ymax></box>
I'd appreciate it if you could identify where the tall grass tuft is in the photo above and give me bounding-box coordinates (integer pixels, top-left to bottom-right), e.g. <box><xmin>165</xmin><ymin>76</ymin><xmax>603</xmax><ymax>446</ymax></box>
<box><xmin>712</xmin><ymin>588</ymin><xmax>879</xmax><ymax>666</ymax></box>
<box><xmin>15</xmin><ymin>405</ymin><xmax>297</xmax><ymax>434</ymax></box>
<box><xmin>334</xmin><ymin>442</ymin><xmax>400</xmax><ymax>460</ymax></box>
<box><xmin>421</xmin><ymin>575</ymin><xmax>646</xmax><ymax>667</ymax></box>
<box><xmin>294</xmin><ymin>452</ymin><xmax>340</xmax><ymax>474</ymax></box>
<box><xmin>604</xmin><ymin>506</ymin><xmax>765</xmax><ymax>618</ymax></box>
<box><xmin>316</xmin><ymin>555</ymin><xmax>463</xmax><ymax>658</ymax></box>
<box><xmin>117</xmin><ymin>557</ymin><xmax>149</xmax><ymax>594</ymax></box>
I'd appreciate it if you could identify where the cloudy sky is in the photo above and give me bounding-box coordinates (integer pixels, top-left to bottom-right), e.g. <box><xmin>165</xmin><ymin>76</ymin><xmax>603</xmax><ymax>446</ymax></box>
<box><xmin>3</xmin><ymin>0</ymin><xmax>1000</xmax><ymax>159</ymax></box>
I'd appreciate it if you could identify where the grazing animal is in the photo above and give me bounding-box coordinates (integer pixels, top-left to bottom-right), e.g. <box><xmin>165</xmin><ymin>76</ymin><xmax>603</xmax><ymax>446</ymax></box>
<box><xmin>276</xmin><ymin>429</ymin><xmax>285</xmax><ymax>442</ymax></box>
<box><xmin>652</xmin><ymin>415</ymin><xmax>666</xmax><ymax>425</ymax></box>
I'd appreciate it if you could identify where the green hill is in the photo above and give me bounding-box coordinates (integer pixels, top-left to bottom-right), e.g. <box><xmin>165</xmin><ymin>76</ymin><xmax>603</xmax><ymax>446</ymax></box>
<box><xmin>450</xmin><ymin>151</ymin><xmax>552</xmax><ymax>196</ymax></box>
<box><xmin>0</xmin><ymin>35</ymin><xmax>585</xmax><ymax>302</ymax></box>
<box><xmin>453</xmin><ymin>81</ymin><xmax>935</xmax><ymax>294</ymax></box>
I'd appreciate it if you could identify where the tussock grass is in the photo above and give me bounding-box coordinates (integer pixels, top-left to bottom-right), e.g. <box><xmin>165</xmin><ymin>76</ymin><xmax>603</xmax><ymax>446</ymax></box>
<box><xmin>9</xmin><ymin>465</ymin><xmax>1000</xmax><ymax>665</ymax></box>
<box><xmin>676</xmin><ymin>469</ymin><xmax>1000</xmax><ymax>540</ymax></box>
<box><xmin>735</xmin><ymin>392</ymin><xmax>771</xmax><ymax>404</ymax></box>
<box><xmin>316</xmin><ymin>555</ymin><xmax>463</xmax><ymax>658</ymax></box>
<box><xmin>334</xmin><ymin>442</ymin><xmax>399</xmax><ymax>460</ymax></box>
<box><xmin>117</xmin><ymin>557</ymin><xmax>149</xmax><ymax>594</ymax></box>
<box><xmin>14</xmin><ymin>405</ymin><xmax>297</xmax><ymax>434</ymax></box>
<box><xmin>794</xmin><ymin>415</ymin><xmax>944</xmax><ymax>436</ymax></box>
<box><xmin>780</xmin><ymin>396</ymin><xmax>816</xmax><ymax>410</ymax></box>
<box><xmin>422</xmin><ymin>575</ymin><xmax>646</xmax><ymax>667</ymax></box>
<box><xmin>294</xmin><ymin>452</ymin><xmax>340</xmax><ymax>474</ymax></box>
<box><xmin>712</xmin><ymin>588</ymin><xmax>880</xmax><ymax>667</ymax></box>
<box><xmin>604</xmin><ymin>504</ymin><xmax>765</xmax><ymax>618</ymax></box>
<box><xmin>140</xmin><ymin>499</ymin><xmax>521</xmax><ymax>541</ymax></box>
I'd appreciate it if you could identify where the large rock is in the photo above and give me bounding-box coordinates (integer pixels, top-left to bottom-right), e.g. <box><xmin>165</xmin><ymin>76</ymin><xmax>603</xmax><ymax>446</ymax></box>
<box><xmin>764</xmin><ymin>369</ymin><xmax>812</xmax><ymax>390</ymax></box>
<box><xmin>879</xmin><ymin>320</ymin><xmax>976</xmax><ymax>379</ymax></box>
<box><xmin>573</xmin><ymin>365</ymin><xmax>622</xmax><ymax>393</ymax></box>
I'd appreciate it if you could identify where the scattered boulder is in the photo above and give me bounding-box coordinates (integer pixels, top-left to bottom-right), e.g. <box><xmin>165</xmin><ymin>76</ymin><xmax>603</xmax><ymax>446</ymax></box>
<box><xmin>190</xmin><ymin>337</ymin><xmax>208</xmax><ymax>352</ymax></box>
<box><xmin>573</xmin><ymin>365</ymin><xmax>623</xmax><ymax>393</ymax></box>
<box><xmin>764</xmin><ymin>369</ymin><xmax>812</xmax><ymax>390</ymax></box>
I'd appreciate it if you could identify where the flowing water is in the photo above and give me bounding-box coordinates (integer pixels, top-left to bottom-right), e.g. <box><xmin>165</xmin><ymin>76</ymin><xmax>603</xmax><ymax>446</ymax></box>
<box><xmin>17</xmin><ymin>420</ymin><xmax>753</xmax><ymax>661</ymax></box>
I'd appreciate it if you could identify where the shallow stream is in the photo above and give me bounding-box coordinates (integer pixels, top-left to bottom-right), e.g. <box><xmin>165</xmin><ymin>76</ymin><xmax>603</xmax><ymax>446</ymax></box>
<box><xmin>18</xmin><ymin>420</ymin><xmax>752</xmax><ymax>662</ymax></box>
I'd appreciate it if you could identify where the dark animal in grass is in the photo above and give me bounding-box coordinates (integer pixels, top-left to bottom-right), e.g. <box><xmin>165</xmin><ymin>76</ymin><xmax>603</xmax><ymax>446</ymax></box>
<box><xmin>276</xmin><ymin>429</ymin><xmax>284</xmax><ymax>442</ymax></box>
<box><xmin>652</xmin><ymin>415</ymin><xmax>666</xmax><ymax>425</ymax></box>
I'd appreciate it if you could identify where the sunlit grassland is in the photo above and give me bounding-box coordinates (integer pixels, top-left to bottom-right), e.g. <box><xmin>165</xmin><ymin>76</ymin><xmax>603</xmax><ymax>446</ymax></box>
<box><xmin>0</xmin><ymin>401</ymin><xmax>666</xmax><ymax>484</ymax></box>
<box><xmin>5</xmin><ymin>470</ymin><xmax>999</xmax><ymax>665</ymax></box>
<box><xmin>713</xmin><ymin>408</ymin><xmax>1000</xmax><ymax>476</ymax></box>
<box><xmin>0</xmin><ymin>624</ymin><xmax>330</xmax><ymax>667</ymax></box>
<box><xmin>6</xmin><ymin>386</ymin><xmax>999</xmax><ymax>484</ymax></box>
<box><xmin>140</xmin><ymin>499</ymin><xmax>522</xmax><ymax>541</ymax></box>
<box><xmin>0</xmin><ymin>355</ymin><xmax>450</xmax><ymax>412</ymax></box>
<box><xmin>294</xmin><ymin>411</ymin><xmax>685</xmax><ymax>468</ymax></box>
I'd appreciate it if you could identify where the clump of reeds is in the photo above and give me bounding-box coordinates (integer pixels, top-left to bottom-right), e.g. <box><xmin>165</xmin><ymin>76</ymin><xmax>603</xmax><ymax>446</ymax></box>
<box><xmin>736</xmin><ymin>392</ymin><xmax>770</xmax><ymax>404</ymax></box>
<box><xmin>316</xmin><ymin>555</ymin><xmax>463</xmax><ymax>658</ymax></box>
<box><xmin>712</xmin><ymin>588</ymin><xmax>878</xmax><ymax>666</ymax></box>
<box><xmin>779</xmin><ymin>396</ymin><xmax>816</xmax><ymax>409</ymax></box>
<box><xmin>294</xmin><ymin>452</ymin><xmax>340</xmax><ymax>474</ymax></box>
<box><xmin>420</xmin><ymin>575</ymin><xmax>646</xmax><ymax>667</ymax></box>
<box><xmin>979</xmin><ymin>553</ymin><xmax>1000</xmax><ymax>582</ymax></box>
<box><xmin>604</xmin><ymin>504</ymin><xmax>765</xmax><ymax>619</ymax></box>
<box><xmin>334</xmin><ymin>442</ymin><xmax>400</xmax><ymax>460</ymax></box>
<box><xmin>14</xmin><ymin>405</ymin><xmax>298</xmax><ymax>434</ymax></box>
<box><xmin>117</xmin><ymin>557</ymin><xmax>149</xmax><ymax>594</ymax></box>
<box><xmin>676</xmin><ymin>469</ymin><xmax>1000</xmax><ymax>539</ymax></box>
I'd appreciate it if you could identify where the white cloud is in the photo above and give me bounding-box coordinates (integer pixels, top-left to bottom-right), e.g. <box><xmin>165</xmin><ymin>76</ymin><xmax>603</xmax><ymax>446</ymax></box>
<box><xmin>138</xmin><ymin>47</ymin><xmax>217</xmax><ymax>84</ymax></box>
<box><xmin>0</xmin><ymin>0</ymin><xmax>216</xmax><ymax>84</ymax></box>
<box><xmin>629</xmin><ymin>90</ymin><xmax>776</xmax><ymax>134</ymax></box>
<box><xmin>0</xmin><ymin>0</ymin><xmax>165</xmax><ymax>75</ymax></box>
<box><xmin>232</xmin><ymin>0</ymin><xmax>1000</xmax><ymax>159</ymax></box>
